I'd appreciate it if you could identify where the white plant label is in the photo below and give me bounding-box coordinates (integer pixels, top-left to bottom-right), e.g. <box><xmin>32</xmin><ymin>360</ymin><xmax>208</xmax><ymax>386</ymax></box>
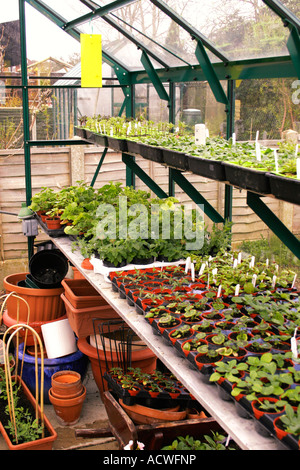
<box><xmin>235</xmin><ymin>284</ymin><xmax>240</xmax><ymax>296</ymax></box>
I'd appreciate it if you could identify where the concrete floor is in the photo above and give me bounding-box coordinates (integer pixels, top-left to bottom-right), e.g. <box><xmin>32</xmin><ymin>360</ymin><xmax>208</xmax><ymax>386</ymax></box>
<box><xmin>0</xmin><ymin>365</ymin><xmax>119</xmax><ymax>451</ymax></box>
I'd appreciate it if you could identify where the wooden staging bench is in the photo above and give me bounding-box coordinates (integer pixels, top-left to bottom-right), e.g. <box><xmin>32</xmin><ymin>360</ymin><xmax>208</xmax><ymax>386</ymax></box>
<box><xmin>50</xmin><ymin>235</ymin><xmax>283</xmax><ymax>451</ymax></box>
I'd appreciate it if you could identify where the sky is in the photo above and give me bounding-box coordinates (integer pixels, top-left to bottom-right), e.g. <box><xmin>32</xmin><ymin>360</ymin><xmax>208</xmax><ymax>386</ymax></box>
<box><xmin>1</xmin><ymin>0</ymin><xmax>80</xmax><ymax>62</ymax></box>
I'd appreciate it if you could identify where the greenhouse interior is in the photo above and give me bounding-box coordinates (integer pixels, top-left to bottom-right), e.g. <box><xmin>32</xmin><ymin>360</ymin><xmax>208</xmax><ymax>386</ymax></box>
<box><xmin>0</xmin><ymin>0</ymin><xmax>300</xmax><ymax>452</ymax></box>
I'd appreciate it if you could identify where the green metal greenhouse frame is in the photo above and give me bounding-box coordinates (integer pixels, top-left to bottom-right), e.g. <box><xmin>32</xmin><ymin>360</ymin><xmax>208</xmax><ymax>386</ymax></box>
<box><xmin>5</xmin><ymin>0</ymin><xmax>300</xmax><ymax>259</ymax></box>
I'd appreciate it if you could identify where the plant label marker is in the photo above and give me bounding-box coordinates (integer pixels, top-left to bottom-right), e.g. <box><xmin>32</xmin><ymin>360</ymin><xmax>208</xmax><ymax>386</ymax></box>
<box><xmin>185</xmin><ymin>257</ymin><xmax>191</xmax><ymax>273</ymax></box>
<box><xmin>272</xmin><ymin>275</ymin><xmax>276</xmax><ymax>289</ymax></box>
<box><xmin>217</xmin><ymin>285</ymin><xmax>222</xmax><ymax>297</ymax></box>
<box><xmin>252</xmin><ymin>274</ymin><xmax>257</xmax><ymax>287</ymax></box>
<box><xmin>199</xmin><ymin>263</ymin><xmax>206</xmax><ymax>276</ymax></box>
<box><xmin>274</xmin><ymin>149</ymin><xmax>279</xmax><ymax>173</ymax></box>
<box><xmin>291</xmin><ymin>327</ymin><xmax>298</xmax><ymax>360</ymax></box>
<box><xmin>255</xmin><ymin>142</ymin><xmax>261</xmax><ymax>161</ymax></box>
<box><xmin>80</xmin><ymin>34</ymin><xmax>102</xmax><ymax>88</ymax></box>
<box><xmin>195</xmin><ymin>124</ymin><xmax>206</xmax><ymax>146</ymax></box>
<box><xmin>292</xmin><ymin>274</ymin><xmax>297</xmax><ymax>289</ymax></box>
<box><xmin>191</xmin><ymin>263</ymin><xmax>195</xmax><ymax>282</ymax></box>
<box><xmin>237</xmin><ymin>252</ymin><xmax>242</xmax><ymax>264</ymax></box>
<box><xmin>232</xmin><ymin>133</ymin><xmax>236</xmax><ymax>145</ymax></box>
<box><xmin>235</xmin><ymin>284</ymin><xmax>240</xmax><ymax>296</ymax></box>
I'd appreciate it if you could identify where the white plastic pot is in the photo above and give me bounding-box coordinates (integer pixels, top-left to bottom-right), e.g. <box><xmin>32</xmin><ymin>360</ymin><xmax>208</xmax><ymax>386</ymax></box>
<box><xmin>41</xmin><ymin>318</ymin><xmax>77</xmax><ymax>359</ymax></box>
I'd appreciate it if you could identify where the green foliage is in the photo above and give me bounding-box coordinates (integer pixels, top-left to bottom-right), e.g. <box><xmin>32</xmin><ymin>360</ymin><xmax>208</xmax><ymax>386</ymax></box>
<box><xmin>240</xmin><ymin>235</ymin><xmax>300</xmax><ymax>272</ymax></box>
<box><xmin>161</xmin><ymin>432</ymin><xmax>234</xmax><ymax>450</ymax></box>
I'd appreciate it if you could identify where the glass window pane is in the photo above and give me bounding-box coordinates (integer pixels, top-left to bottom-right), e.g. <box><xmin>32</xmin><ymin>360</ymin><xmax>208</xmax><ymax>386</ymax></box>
<box><xmin>163</xmin><ymin>0</ymin><xmax>291</xmax><ymax>61</ymax></box>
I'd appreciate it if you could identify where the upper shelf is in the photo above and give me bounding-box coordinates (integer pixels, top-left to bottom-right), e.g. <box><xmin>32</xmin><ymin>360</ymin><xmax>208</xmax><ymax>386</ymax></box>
<box><xmin>75</xmin><ymin>127</ymin><xmax>300</xmax><ymax>206</ymax></box>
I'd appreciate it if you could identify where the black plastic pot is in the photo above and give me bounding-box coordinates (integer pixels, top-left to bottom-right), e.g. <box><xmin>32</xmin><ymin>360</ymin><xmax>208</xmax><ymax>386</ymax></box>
<box><xmin>107</xmin><ymin>136</ymin><xmax>128</xmax><ymax>152</ymax></box>
<box><xmin>126</xmin><ymin>140</ymin><xmax>141</xmax><ymax>156</ymax></box>
<box><xmin>267</xmin><ymin>173</ymin><xmax>300</xmax><ymax>205</ymax></box>
<box><xmin>74</xmin><ymin>127</ymin><xmax>87</xmax><ymax>139</ymax></box>
<box><xmin>138</xmin><ymin>143</ymin><xmax>164</xmax><ymax>163</ymax></box>
<box><xmin>162</xmin><ymin>148</ymin><xmax>189</xmax><ymax>171</ymax></box>
<box><xmin>187</xmin><ymin>155</ymin><xmax>226</xmax><ymax>181</ymax></box>
<box><xmin>29</xmin><ymin>249</ymin><xmax>69</xmax><ymax>289</ymax></box>
<box><xmin>93</xmin><ymin>133</ymin><xmax>108</xmax><ymax>147</ymax></box>
<box><xmin>224</xmin><ymin>163</ymin><xmax>270</xmax><ymax>194</ymax></box>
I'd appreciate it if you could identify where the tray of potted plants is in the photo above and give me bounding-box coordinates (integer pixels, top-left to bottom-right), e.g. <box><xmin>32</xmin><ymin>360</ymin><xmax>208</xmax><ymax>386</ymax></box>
<box><xmin>103</xmin><ymin>366</ymin><xmax>194</xmax><ymax>407</ymax></box>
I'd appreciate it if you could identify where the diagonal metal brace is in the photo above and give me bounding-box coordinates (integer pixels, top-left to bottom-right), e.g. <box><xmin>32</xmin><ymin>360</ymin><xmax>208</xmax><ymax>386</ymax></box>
<box><xmin>122</xmin><ymin>153</ymin><xmax>168</xmax><ymax>198</ymax></box>
<box><xmin>247</xmin><ymin>191</ymin><xmax>300</xmax><ymax>260</ymax></box>
<box><xmin>169</xmin><ymin>168</ymin><xmax>224</xmax><ymax>223</ymax></box>
<box><xmin>195</xmin><ymin>40</ymin><xmax>229</xmax><ymax>106</ymax></box>
<box><xmin>91</xmin><ymin>147</ymin><xmax>108</xmax><ymax>187</ymax></box>
<box><xmin>140</xmin><ymin>51</ymin><xmax>170</xmax><ymax>102</ymax></box>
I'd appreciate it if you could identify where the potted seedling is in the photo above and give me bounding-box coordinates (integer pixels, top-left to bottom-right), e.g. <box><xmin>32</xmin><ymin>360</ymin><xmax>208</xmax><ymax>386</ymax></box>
<box><xmin>273</xmin><ymin>404</ymin><xmax>300</xmax><ymax>448</ymax></box>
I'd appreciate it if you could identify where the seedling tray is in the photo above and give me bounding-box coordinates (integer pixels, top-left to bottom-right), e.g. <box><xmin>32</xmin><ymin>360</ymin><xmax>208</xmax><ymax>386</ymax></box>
<box><xmin>104</xmin><ymin>372</ymin><xmax>193</xmax><ymax>406</ymax></box>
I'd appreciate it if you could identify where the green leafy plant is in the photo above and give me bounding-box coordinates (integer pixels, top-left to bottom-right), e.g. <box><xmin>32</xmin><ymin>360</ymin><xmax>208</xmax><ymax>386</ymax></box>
<box><xmin>209</xmin><ymin>359</ymin><xmax>248</xmax><ymax>384</ymax></box>
<box><xmin>277</xmin><ymin>404</ymin><xmax>300</xmax><ymax>436</ymax></box>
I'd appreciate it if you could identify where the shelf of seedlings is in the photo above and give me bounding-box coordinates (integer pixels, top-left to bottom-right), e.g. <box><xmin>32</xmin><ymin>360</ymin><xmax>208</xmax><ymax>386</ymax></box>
<box><xmin>49</xmin><ymin>235</ymin><xmax>300</xmax><ymax>450</ymax></box>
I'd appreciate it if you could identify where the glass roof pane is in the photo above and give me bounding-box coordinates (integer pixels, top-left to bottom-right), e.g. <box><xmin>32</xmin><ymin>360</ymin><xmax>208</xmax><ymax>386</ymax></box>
<box><xmin>277</xmin><ymin>0</ymin><xmax>300</xmax><ymax>17</ymax></box>
<box><xmin>163</xmin><ymin>0</ymin><xmax>291</xmax><ymax>61</ymax></box>
<box><xmin>109</xmin><ymin>0</ymin><xmax>200</xmax><ymax>67</ymax></box>
<box><xmin>38</xmin><ymin>0</ymin><xmax>92</xmax><ymax>22</ymax></box>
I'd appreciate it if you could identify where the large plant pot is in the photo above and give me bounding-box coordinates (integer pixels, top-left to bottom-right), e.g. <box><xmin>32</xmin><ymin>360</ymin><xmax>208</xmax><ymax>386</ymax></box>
<box><xmin>224</xmin><ymin>163</ymin><xmax>270</xmax><ymax>194</ymax></box>
<box><xmin>188</xmin><ymin>155</ymin><xmax>226</xmax><ymax>181</ymax></box>
<box><xmin>29</xmin><ymin>249</ymin><xmax>69</xmax><ymax>289</ymax></box>
<box><xmin>17</xmin><ymin>342</ymin><xmax>88</xmax><ymax>404</ymax></box>
<box><xmin>77</xmin><ymin>336</ymin><xmax>157</xmax><ymax>395</ymax></box>
<box><xmin>0</xmin><ymin>376</ymin><xmax>57</xmax><ymax>450</ymax></box>
<box><xmin>267</xmin><ymin>173</ymin><xmax>300</xmax><ymax>205</ymax></box>
<box><xmin>2</xmin><ymin>309</ymin><xmax>67</xmax><ymax>346</ymax></box>
<box><xmin>3</xmin><ymin>273</ymin><xmax>65</xmax><ymax>322</ymax></box>
<box><xmin>61</xmin><ymin>293</ymin><xmax>120</xmax><ymax>338</ymax></box>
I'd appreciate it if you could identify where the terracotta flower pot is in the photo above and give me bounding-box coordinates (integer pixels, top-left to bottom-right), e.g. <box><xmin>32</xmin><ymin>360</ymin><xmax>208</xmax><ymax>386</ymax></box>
<box><xmin>45</xmin><ymin>217</ymin><xmax>61</xmax><ymax>230</ymax></box>
<box><xmin>51</xmin><ymin>370</ymin><xmax>83</xmax><ymax>398</ymax></box>
<box><xmin>48</xmin><ymin>386</ymin><xmax>86</xmax><ymax>426</ymax></box>
<box><xmin>119</xmin><ymin>399</ymin><xmax>186</xmax><ymax>424</ymax></box>
<box><xmin>81</xmin><ymin>258</ymin><xmax>94</xmax><ymax>270</ymax></box>
<box><xmin>3</xmin><ymin>272</ymin><xmax>65</xmax><ymax>322</ymax></box>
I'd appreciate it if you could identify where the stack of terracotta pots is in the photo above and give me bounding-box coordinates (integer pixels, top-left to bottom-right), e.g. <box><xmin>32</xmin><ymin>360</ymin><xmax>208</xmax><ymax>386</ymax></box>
<box><xmin>48</xmin><ymin>370</ymin><xmax>86</xmax><ymax>425</ymax></box>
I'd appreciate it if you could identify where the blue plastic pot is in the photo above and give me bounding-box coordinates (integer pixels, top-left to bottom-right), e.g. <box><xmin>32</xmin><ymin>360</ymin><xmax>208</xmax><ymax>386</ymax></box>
<box><xmin>17</xmin><ymin>342</ymin><xmax>89</xmax><ymax>404</ymax></box>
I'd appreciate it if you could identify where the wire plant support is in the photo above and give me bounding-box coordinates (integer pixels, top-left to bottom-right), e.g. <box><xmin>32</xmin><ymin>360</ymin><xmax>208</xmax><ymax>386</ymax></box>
<box><xmin>92</xmin><ymin>318</ymin><xmax>139</xmax><ymax>392</ymax></box>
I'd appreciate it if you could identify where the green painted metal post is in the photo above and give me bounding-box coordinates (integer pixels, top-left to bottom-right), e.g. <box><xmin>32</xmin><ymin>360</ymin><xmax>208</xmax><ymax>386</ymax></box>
<box><xmin>224</xmin><ymin>79</ymin><xmax>235</xmax><ymax>222</ymax></box>
<box><xmin>19</xmin><ymin>0</ymin><xmax>34</xmax><ymax>259</ymax></box>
